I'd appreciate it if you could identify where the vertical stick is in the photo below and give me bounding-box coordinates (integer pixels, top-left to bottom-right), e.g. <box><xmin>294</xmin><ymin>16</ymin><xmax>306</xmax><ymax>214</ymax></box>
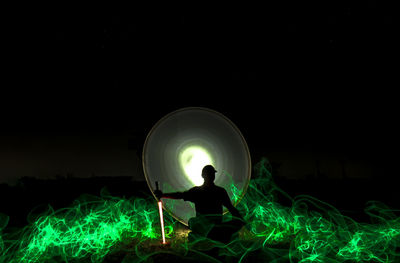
<box><xmin>155</xmin><ymin>181</ymin><xmax>166</xmax><ymax>244</ymax></box>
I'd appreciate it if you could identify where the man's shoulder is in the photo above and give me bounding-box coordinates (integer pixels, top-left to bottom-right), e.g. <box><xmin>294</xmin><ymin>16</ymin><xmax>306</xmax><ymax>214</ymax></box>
<box><xmin>182</xmin><ymin>186</ymin><xmax>201</xmax><ymax>201</ymax></box>
<box><xmin>214</xmin><ymin>185</ymin><xmax>228</xmax><ymax>194</ymax></box>
<box><xmin>190</xmin><ymin>185</ymin><xmax>227</xmax><ymax>194</ymax></box>
<box><xmin>187</xmin><ymin>186</ymin><xmax>201</xmax><ymax>192</ymax></box>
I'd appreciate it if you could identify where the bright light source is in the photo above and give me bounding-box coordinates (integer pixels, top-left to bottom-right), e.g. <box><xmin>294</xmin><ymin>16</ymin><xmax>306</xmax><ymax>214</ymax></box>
<box><xmin>179</xmin><ymin>146</ymin><xmax>214</xmax><ymax>186</ymax></box>
<box><xmin>158</xmin><ymin>201</ymin><xmax>166</xmax><ymax>244</ymax></box>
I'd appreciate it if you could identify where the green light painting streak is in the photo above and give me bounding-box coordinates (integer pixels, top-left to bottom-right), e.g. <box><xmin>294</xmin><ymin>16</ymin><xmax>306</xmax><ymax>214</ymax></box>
<box><xmin>0</xmin><ymin>158</ymin><xmax>399</xmax><ymax>262</ymax></box>
<box><xmin>228</xmin><ymin>158</ymin><xmax>400</xmax><ymax>262</ymax></box>
<box><xmin>0</xmin><ymin>192</ymin><xmax>175</xmax><ymax>263</ymax></box>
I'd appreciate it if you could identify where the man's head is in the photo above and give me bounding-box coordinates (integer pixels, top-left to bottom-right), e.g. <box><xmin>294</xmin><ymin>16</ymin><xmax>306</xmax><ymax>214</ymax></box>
<box><xmin>202</xmin><ymin>165</ymin><xmax>217</xmax><ymax>183</ymax></box>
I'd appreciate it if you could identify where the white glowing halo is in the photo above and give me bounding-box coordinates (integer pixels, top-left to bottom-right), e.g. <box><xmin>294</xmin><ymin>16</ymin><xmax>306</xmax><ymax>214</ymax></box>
<box><xmin>179</xmin><ymin>145</ymin><xmax>214</xmax><ymax>186</ymax></box>
<box><xmin>142</xmin><ymin>107</ymin><xmax>251</xmax><ymax>225</ymax></box>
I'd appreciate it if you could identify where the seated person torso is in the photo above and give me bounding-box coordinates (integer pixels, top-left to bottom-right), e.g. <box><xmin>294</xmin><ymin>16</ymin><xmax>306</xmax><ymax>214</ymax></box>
<box><xmin>183</xmin><ymin>184</ymin><xmax>231</xmax><ymax>224</ymax></box>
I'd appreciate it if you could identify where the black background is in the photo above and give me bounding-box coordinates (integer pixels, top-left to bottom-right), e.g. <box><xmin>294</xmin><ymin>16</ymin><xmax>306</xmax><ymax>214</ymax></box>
<box><xmin>1</xmin><ymin>2</ymin><xmax>399</xmax><ymax>225</ymax></box>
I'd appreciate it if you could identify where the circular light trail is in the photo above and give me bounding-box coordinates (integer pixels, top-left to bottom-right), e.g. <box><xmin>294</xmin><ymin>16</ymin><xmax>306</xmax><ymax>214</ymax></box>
<box><xmin>142</xmin><ymin>107</ymin><xmax>251</xmax><ymax>225</ymax></box>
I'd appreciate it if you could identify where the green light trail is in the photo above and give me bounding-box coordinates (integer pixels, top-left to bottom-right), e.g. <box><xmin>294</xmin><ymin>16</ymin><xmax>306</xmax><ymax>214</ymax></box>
<box><xmin>0</xmin><ymin>158</ymin><xmax>399</xmax><ymax>262</ymax></box>
<box><xmin>0</xmin><ymin>192</ymin><xmax>175</xmax><ymax>263</ymax></box>
<box><xmin>228</xmin><ymin>158</ymin><xmax>400</xmax><ymax>262</ymax></box>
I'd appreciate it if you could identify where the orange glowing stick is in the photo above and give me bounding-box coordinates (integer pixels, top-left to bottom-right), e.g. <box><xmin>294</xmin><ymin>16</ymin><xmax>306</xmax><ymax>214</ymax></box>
<box><xmin>158</xmin><ymin>201</ymin><xmax>166</xmax><ymax>244</ymax></box>
<box><xmin>156</xmin><ymin>182</ymin><xmax>166</xmax><ymax>244</ymax></box>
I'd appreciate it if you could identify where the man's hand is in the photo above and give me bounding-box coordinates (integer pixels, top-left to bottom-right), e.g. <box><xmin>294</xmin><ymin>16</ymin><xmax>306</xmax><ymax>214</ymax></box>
<box><xmin>154</xmin><ymin>190</ymin><xmax>163</xmax><ymax>199</ymax></box>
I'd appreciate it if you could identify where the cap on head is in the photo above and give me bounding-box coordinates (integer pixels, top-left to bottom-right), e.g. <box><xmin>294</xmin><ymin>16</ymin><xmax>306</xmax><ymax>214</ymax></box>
<box><xmin>202</xmin><ymin>165</ymin><xmax>217</xmax><ymax>180</ymax></box>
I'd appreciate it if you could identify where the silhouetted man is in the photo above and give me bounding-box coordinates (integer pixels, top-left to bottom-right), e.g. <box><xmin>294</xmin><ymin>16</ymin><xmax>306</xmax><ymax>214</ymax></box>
<box><xmin>154</xmin><ymin>165</ymin><xmax>244</xmax><ymax>243</ymax></box>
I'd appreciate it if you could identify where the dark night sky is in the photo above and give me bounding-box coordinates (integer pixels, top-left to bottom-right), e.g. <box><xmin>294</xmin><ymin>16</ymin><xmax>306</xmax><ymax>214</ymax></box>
<box><xmin>1</xmin><ymin>3</ymin><xmax>399</xmax><ymax>189</ymax></box>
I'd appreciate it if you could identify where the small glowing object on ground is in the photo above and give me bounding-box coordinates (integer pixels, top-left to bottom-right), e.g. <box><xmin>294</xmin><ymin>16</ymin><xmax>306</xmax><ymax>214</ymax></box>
<box><xmin>179</xmin><ymin>146</ymin><xmax>214</xmax><ymax>186</ymax></box>
<box><xmin>158</xmin><ymin>201</ymin><xmax>166</xmax><ymax>244</ymax></box>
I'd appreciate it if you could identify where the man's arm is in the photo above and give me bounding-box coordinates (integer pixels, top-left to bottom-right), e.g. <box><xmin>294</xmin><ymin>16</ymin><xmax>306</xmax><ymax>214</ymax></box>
<box><xmin>154</xmin><ymin>190</ymin><xmax>184</xmax><ymax>200</ymax></box>
<box><xmin>162</xmin><ymin>192</ymin><xmax>185</xmax><ymax>199</ymax></box>
<box><xmin>225</xmin><ymin>201</ymin><xmax>243</xmax><ymax>219</ymax></box>
<box><xmin>222</xmin><ymin>191</ymin><xmax>243</xmax><ymax>220</ymax></box>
